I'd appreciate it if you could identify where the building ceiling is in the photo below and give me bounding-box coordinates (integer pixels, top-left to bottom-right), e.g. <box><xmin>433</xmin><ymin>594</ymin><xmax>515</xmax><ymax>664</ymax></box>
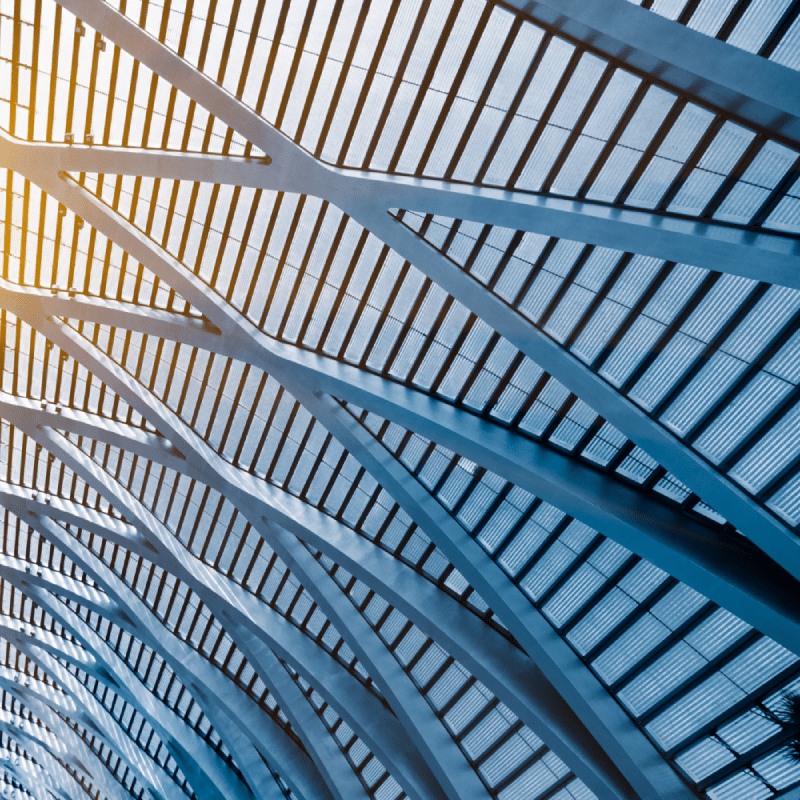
<box><xmin>0</xmin><ymin>1</ymin><xmax>799</xmax><ymax>799</ymax></box>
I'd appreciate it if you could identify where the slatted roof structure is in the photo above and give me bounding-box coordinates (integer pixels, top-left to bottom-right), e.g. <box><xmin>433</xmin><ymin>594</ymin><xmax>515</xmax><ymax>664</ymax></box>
<box><xmin>0</xmin><ymin>0</ymin><xmax>800</xmax><ymax>799</ymax></box>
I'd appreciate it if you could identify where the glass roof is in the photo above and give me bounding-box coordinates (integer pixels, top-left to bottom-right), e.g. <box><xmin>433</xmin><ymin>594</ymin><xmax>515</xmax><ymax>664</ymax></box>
<box><xmin>0</xmin><ymin>1</ymin><xmax>799</xmax><ymax>799</ymax></box>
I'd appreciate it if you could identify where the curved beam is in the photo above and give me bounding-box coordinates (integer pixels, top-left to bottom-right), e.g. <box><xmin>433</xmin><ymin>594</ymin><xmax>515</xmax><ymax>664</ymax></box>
<box><xmin>268</xmin><ymin>525</ymin><xmax>492</xmax><ymax>800</ymax></box>
<box><xmin>0</xmin><ymin>481</ymin><xmax>623</xmax><ymax>800</ymax></box>
<box><xmin>294</xmin><ymin>390</ymin><xmax>692</xmax><ymax>800</ymax></box>
<box><xmin>3</xmin><ymin>285</ymin><xmax>799</xmax><ymax>658</ymax></box>
<box><xmin>3</xmin><ymin>504</ymin><xmax>346</xmax><ymax>800</ymax></box>
<box><xmin>0</xmin><ymin>650</ymin><xmax>187</xmax><ymax>800</ymax></box>
<box><xmin>349</xmin><ymin>206</ymin><xmax>800</xmax><ymax>588</ymax></box>
<box><xmin>0</xmin><ymin>725</ymin><xmax>81</xmax><ymax>800</ymax></box>
<box><xmin>0</xmin><ymin>677</ymin><xmax>134</xmax><ymax>800</ymax></box>
<box><xmin>504</xmin><ymin>0</ymin><xmax>800</xmax><ymax>149</ymax></box>
<box><xmin>0</xmin><ymin>312</ymin><xmax>639</xmax><ymax>797</ymax></box>
<box><xmin>19</xmin><ymin>0</ymin><xmax>797</xmax><ymax>616</ymax></box>
<box><xmin>0</xmin><ymin>569</ymin><xmax>300</xmax><ymax>800</ymax></box>
<box><xmin>1</xmin><ymin>413</ymin><xmax>438</xmax><ymax>800</ymax></box>
<box><xmin>4</xmin><ymin>132</ymin><xmax>799</xmax><ymax>289</ymax></box>
<box><xmin>0</xmin><ymin>570</ymin><xmax>255</xmax><ymax>800</ymax></box>
<box><xmin>10</xmin><ymin>141</ymin><xmax>798</xmax><ymax>597</ymax></box>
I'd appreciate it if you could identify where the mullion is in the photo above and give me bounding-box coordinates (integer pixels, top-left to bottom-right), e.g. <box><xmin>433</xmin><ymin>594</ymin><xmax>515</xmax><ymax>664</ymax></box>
<box><xmin>417</xmin><ymin>3</ymin><xmax>498</xmax><ymax>177</ymax></box>
<box><xmin>274</xmin><ymin>202</ymin><xmax>328</xmax><ymax>338</ymax></box>
<box><xmin>387</xmin><ymin>0</ymin><xmax>466</xmax><ymax>175</ymax></box>
<box><xmin>509</xmin><ymin>371</ymin><xmax>554</xmax><ymax>429</ymax></box>
<box><xmin>536</xmin><ymin>531</ymin><xmax>605</xmax><ymax>611</ymax></box>
<box><xmin>539</xmin><ymin>63</ymin><xmax>617</xmax><ymax>194</ymax></box>
<box><xmin>295</xmin><ymin>211</ymin><xmax>350</xmax><ymax>344</ymax></box>
<box><xmin>45</xmin><ymin>3</ymin><xmax>62</xmax><ymax>141</ymax></box>
<box><xmin>225</xmin><ymin>188</ymin><xmax>264</xmax><ymax>304</ymax></box>
<box><xmin>606</xmin><ymin>601</ymin><xmax>715</xmax><ymax>694</ymax></box>
<box><xmin>274</xmin><ymin>0</ymin><xmax>317</xmax><ymax>131</ymax></box>
<box><xmin>453</xmin><ymin>331</ymin><xmax>503</xmax><ymax>406</ymax></box>
<box><xmin>614</xmin><ymin>98</ymin><xmax>687</xmax><ymax>206</ymax></box>
<box><xmin>335</xmin><ymin>466</ymin><xmax>366</xmax><ymax>523</ymax></box>
<box><xmin>669</xmin><ymin>663</ymin><xmax>800</xmax><ymax>760</ymax></box>
<box><xmin>282</xmin><ymin>416</ymin><xmax>318</xmax><ymax>490</ymax></box>
<box><xmin>358</xmin><ymin>260</ymin><xmax>411</xmax><ymax>370</ymax></box>
<box><xmin>300</xmin><ymin>432</ymin><xmax>334</xmax><ymax>501</ymax></box>
<box><xmin>489</xmin><ymin>741</ymin><xmax>548</xmax><ymax>795</ymax></box>
<box><xmin>560</xmin><ymin>554</ymin><xmax>641</xmax><ymax>639</ymax></box>
<box><xmin>540</xmin><ymin>394</ymin><xmax>579</xmax><ymax>442</ymax></box>
<box><xmin>316</xmin><ymin>445</ymin><xmax>350</xmax><ymax>511</ymax></box>
<box><xmin>317</xmin><ymin>0</ymin><xmax>375</xmax><ymax>162</ymax></box>
<box><xmin>208</xmin><ymin>185</ymin><xmax>244</xmax><ymax>289</ymax></box>
<box><xmin>506</xmin><ymin>46</ymin><xmax>584</xmax><ymax>188</ymax></box>
<box><xmin>475</xmin><ymin>32</ymin><xmax>553</xmax><ymax>184</ymax></box>
<box><xmin>430</xmin><ymin>313</ymin><xmax>481</xmax><ymax>396</ymax></box>
<box><xmin>507</xmin><ymin>515</ymin><xmax>573</xmax><ymax>588</ymax></box>
<box><xmin>241</xmin><ymin>192</ymin><xmax>286</xmax><ymax>320</ymax></box>
<box><xmin>336</xmin><ymin>244</ymin><xmax>390</xmax><ymax>360</ymax></box>
<box><xmin>699</xmin><ymin>134</ymin><xmax>765</xmax><ymax>219</ymax></box>
<box><xmin>760</xmin><ymin>0</ymin><xmax>800</xmax><ymax>56</ymax></box>
<box><xmin>360</xmin><ymin>4</ymin><xmax>433</xmax><ymax>169</ymax></box>
<box><xmin>619</xmin><ymin>271</ymin><xmax>719</xmax><ymax>395</ymax></box>
<box><xmin>253</xmin><ymin>0</ymin><xmax>292</xmax><ymax>116</ymax></box>
<box><xmin>405</xmin><ymin>296</ymin><xmax>456</xmax><ymax>386</ymax></box>
<box><xmin>715</xmin><ymin>0</ymin><xmax>752</xmax><ymax>41</ymax></box>
<box><xmin>650</xmin><ymin>282</ymin><xmax>767</xmax><ymax>420</ymax></box>
<box><xmin>637</xmin><ymin>629</ymin><xmax>761</xmax><ymax>727</ymax></box>
<box><xmin>724</xmin><ymin>389</ymin><xmax>800</xmax><ymax>476</ymax></box>
<box><xmin>217</xmin><ymin>363</ymin><xmax>252</xmax><ymax>456</ymax></box>
<box><xmin>294</xmin><ymin>0</ymin><xmax>344</xmax><ymax>144</ymax></box>
<box><xmin>535</xmin><ymin>244</ymin><xmax>595</xmax><ymax>330</ymax></box>
<box><xmin>26</xmin><ymin>0</ymin><xmax>42</xmax><ymax>140</ymax></box>
<box><xmin>509</xmin><ymin>237</ymin><xmax>558</xmax><ymax>309</ymax></box>
<box><xmin>258</xmin><ymin>196</ymin><xmax>312</xmax><ymax>329</ymax></box>
<box><xmin>655</xmin><ymin>115</ymin><xmax>727</xmax><ymax>212</ymax></box>
<box><xmin>748</xmin><ymin>156</ymin><xmax>800</xmax><ymax>228</ymax></box>
<box><xmin>685</xmin><ymin>305</ymin><xmax>800</xmax><ymax>443</ymax></box>
<box><xmin>590</xmin><ymin>260</ymin><xmax>676</xmax><ymax>372</ymax></box>
<box><xmin>382</xmin><ymin>276</ymin><xmax>434</xmax><ymax>377</ymax></box>
<box><xmin>317</xmin><ymin>229</ymin><xmax>371</xmax><ymax>353</ymax></box>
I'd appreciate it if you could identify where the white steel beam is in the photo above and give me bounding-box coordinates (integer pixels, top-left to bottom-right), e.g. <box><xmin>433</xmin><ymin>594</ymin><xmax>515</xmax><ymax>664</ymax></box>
<box><xmin>5</xmin><ymin>284</ymin><xmax>800</xmax><ymax>656</ymax></box>
<box><xmin>2</xmin><ymin>409</ymin><xmax>444</xmax><ymax>800</ymax></box>
<box><xmin>0</xmin><ymin>675</ymin><xmax>135</xmax><ymax>800</ymax></box>
<box><xmin>0</xmin><ymin>528</ymin><xmax>330</xmax><ymax>800</ymax></box>
<box><xmin>0</xmin><ymin>307</ymin><xmax>641</xmax><ymax>798</ymax></box>
<box><xmin>0</xmin><ymin>481</ymin><xmax>627</xmax><ymax>800</ymax></box>
<box><xmin>6</xmin><ymin>0</ymin><xmax>795</xmax><ymax>587</ymax></box>
<box><xmin>5</xmin><ymin>101</ymin><xmax>800</xmax><ymax>606</ymax></box>
<box><xmin>294</xmin><ymin>389</ymin><xmax>692</xmax><ymax>800</ymax></box>
<box><xmin>354</xmin><ymin>208</ymin><xmax>800</xmax><ymax>591</ymax></box>
<box><xmin>4</xmin><ymin>132</ymin><xmax>799</xmax><ymax>290</ymax></box>
<box><xmin>268</xmin><ymin>525</ymin><xmax>493</xmax><ymax>800</ymax></box>
<box><xmin>504</xmin><ymin>0</ymin><xmax>800</xmax><ymax>149</ymax></box>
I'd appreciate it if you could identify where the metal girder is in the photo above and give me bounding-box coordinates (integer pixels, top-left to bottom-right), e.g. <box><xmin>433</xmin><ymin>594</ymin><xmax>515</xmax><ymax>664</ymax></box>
<box><xmin>294</xmin><ymin>390</ymin><xmax>693</xmax><ymax>800</ymax></box>
<box><xmin>4</xmin><ymin>133</ymin><xmax>799</xmax><ymax>289</ymax></box>
<box><xmin>4</xmin><ymin>284</ymin><xmax>800</xmax><ymax>656</ymax></box>
<box><xmin>503</xmin><ymin>0</ymin><xmax>800</xmax><ymax>150</ymax></box>
<box><xmin>0</xmin><ymin>674</ymin><xmax>135</xmax><ymax>800</ymax></box>
<box><xmin>268</xmin><ymin>526</ymin><xmax>493</xmax><ymax>800</ymax></box>
<box><xmin>0</xmin><ymin>623</ymin><xmax>237</xmax><ymax>800</ymax></box>
<box><xmin>0</xmin><ymin>479</ymin><xmax>628</xmax><ymax>800</ymax></box>
<box><xmin>6</xmin><ymin>102</ymin><xmax>800</xmax><ymax>604</ymax></box>
<box><xmin>3</xmin><ymin>407</ymin><xmax>442</xmax><ymax>800</ymax></box>
<box><xmin>0</xmin><ymin>726</ymin><xmax>80</xmax><ymax>800</ymax></box>
<box><xmin>0</xmin><ymin>548</ymin><xmax>306</xmax><ymax>800</ymax></box>
<box><xmin>0</xmin><ymin>637</ymin><xmax>187</xmax><ymax>800</ymax></box>
<box><xmin>3</xmin><ymin>501</ymin><xmax>353</xmax><ymax>800</ymax></box>
<box><xmin>0</xmin><ymin>550</ymin><xmax>260</xmax><ymax>800</ymax></box>
<box><xmin>0</xmin><ymin>306</ymin><xmax>644</xmax><ymax>798</ymax></box>
<box><xmin>354</xmin><ymin>209</ymin><xmax>800</xmax><ymax>587</ymax></box>
<box><xmin>0</xmin><ymin>288</ymin><xmax>661</xmax><ymax>799</ymax></box>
